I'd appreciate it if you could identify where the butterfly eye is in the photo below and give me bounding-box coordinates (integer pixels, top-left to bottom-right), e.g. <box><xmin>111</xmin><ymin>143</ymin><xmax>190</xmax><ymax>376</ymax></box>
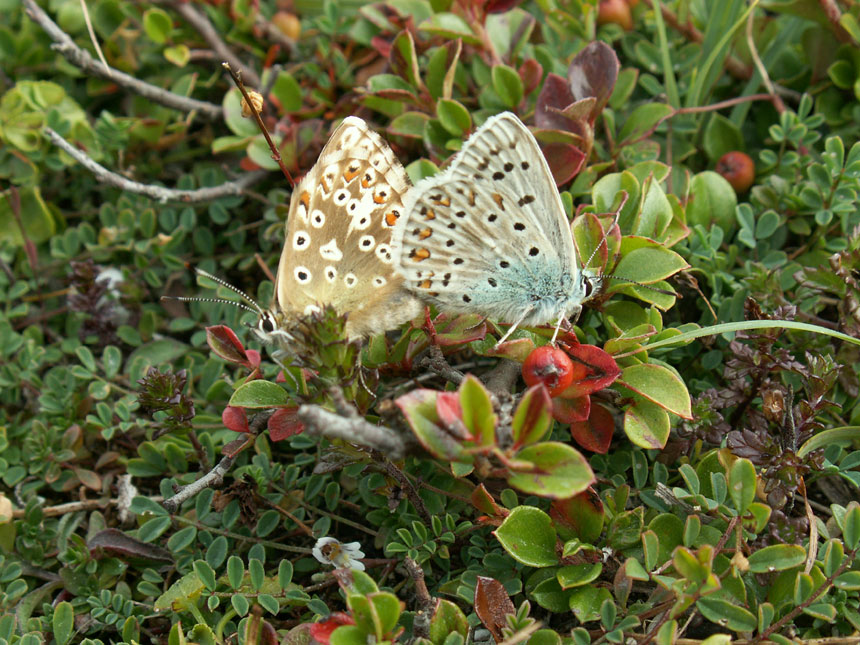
<box><xmin>583</xmin><ymin>276</ymin><xmax>594</xmax><ymax>298</ymax></box>
<box><xmin>259</xmin><ymin>315</ymin><xmax>276</xmax><ymax>334</ymax></box>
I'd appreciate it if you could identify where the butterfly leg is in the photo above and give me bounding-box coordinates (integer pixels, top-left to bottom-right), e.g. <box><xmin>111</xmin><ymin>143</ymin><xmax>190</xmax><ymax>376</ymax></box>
<box><xmin>494</xmin><ymin>306</ymin><xmax>535</xmax><ymax>348</ymax></box>
<box><xmin>550</xmin><ymin>310</ymin><xmax>567</xmax><ymax>344</ymax></box>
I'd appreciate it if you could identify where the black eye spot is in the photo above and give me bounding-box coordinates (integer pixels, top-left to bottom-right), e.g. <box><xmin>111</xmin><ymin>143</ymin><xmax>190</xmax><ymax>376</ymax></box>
<box><xmin>462</xmin><ymin>294</ymin><xmax>471</xmax><ymax>303</ymax></box>
<box><xmin>454</xmin><ymin>258</ymin><xmax>464</xmax><ymax>265</ymax></box>
<box><xmin>456</xmin><ymin>211</ymin><xmax>466</xmax><ymax>218</ymax></box>
<box><xmin>500</xmin><ymin>261</ymin><xmax>510</xmax><ymax>268</ymax></box>
<box><xmin>444</xmin><ymin>273</ymin><xmax>451</xmax><ymax>279</ymax></box>
<box><xmin>518</xmin><ymin>195</ymin><xmax>536</xmax><ymax>206</ymax></box>
<box><xmin>477</xmin><ymin>158</ymin><xmax>489</xmax><ymax>170</ymax></box>
<box><xmin>412</xmin><ymin>228</ymin><xmax>421</xmax><ymax>235</ymax></box>
<box><xmin>349</xmin><ymin>203</ymin><xmax>357</xmax><ymax>211</ymax></box>
<box><xmin>488</xmin><ymin>278</ymin><xmax>497</xmax><ymax>287</ymax></box>
<box><xmin>503</xmin><ymin>162</ymin><xmax>513</xmax><ymax>172</ymax></box>
<box><xmin>488</xmin><ymin>214</ymin><xmax>498</xmax><ymax>222</ymax></box>
<box><xmin>474</xmin><ymin>173</ymin><xmax>484</xmax><ymax>180</ymax></box>
<box><xmin>297</xmin><ymin>236</ymin><xmax>306</xmax><ymax>245</ymax></box>
<box><xmin>362</xmin><ymin>239</ymin><xmax>372</xmax><ymax>247</ymax></box>
<box><xmin>514</xmin><ymin>222</ymin><xmax>525</xmax><ymax>231</ymax></box>
<box><xmin>529</xmin><ymin>247</ymin><xmax>539</xmax><ymax>256</ymax></box>
<box><xmin>521</xmin><ymin>161</ymin><xmax>530</xmax><ymax>170</ymax></box>
<box><xmin>446</xmin><ymin>240</ymin><xmax>454</xmax><ymax>247</ymax></box>
<box><xmin>298</xmin><ymin>271</ymin><xmax>308</xmax><ymax>280</ymax></box>
<box><xmin>492</xmin><ymin>171</ymin><xmax>505</xmax><ymax>180</ymax></box>
<box><xmin>447</xmin><ymin>222</ymin><xmax>456</xmax><ymax>229</ymax></box>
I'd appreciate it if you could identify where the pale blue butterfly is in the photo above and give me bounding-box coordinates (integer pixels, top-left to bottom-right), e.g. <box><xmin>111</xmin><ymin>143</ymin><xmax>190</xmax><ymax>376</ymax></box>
<box><xmin>392</xmin><ymin>111</ymin><xmax>601</xmax><ymax>343</ymax></box>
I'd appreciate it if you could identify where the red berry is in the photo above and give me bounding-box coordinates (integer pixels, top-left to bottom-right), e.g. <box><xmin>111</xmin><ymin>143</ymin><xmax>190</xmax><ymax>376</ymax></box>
<box><xmin>597</xmin><ymin>0</ymin><xmax>633</xmax><ymax>30</ymax></box>
<box><xmin>522</xmin><ymin>346</ymin><xmax>576</xmax><ymax>397</ymax></box>
<box><xmin>715</xmin><ymin>151</ymin><xmax>755</xmax><ymax>193</ymax></box>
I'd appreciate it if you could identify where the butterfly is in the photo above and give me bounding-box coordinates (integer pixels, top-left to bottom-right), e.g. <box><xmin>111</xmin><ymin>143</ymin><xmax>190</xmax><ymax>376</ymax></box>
<box><xmin>392</xmin><ymin>111</ymin><xmax>600</xmax><ymax>343</ymax></box>
<box><xmin>250</xmin><ymin>116</ymin><xmax>424</xmax><ymax>349</ymax></box>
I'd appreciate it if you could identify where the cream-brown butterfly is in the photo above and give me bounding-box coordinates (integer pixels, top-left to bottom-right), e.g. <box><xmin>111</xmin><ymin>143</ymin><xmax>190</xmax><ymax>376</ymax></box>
<box><xmin>251</xmin><ymin>116</ymin><xmax>422</xmax><ymax>349</ymax></box>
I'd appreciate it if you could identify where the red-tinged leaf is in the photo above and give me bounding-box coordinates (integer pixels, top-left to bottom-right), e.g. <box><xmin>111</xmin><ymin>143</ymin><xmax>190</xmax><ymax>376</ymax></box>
<box><xmin>389</xmin><ymin>30</ymin><xmax>424</xmax><ymax>91</ymax></box>
<box><xmin>268</xmin><ymin>406</ymin><xmax>304</xmax><ymax>442</ymax></box>
<box><xmin>485</xmin><ymin>337</ymin><xmax>536</xmax><ymax>362</ymax></box>
<box><xmin>245</xmin><ymin>349</ymin><xmax>261</xmax><ymax>369</ymax></box>
<box><xmin>240</xmin><ymin>157</ymin><xmax>262</xmax><ymax>172</ymax></box>
<box><xmin>555</xmin><ymin>344</ymin><xmax>622</xmax><ymax>398</ymax></box>
<box><xmin>553</xmin><ymin>394</ymin><xmax>591</xmax><ymax>423</ymax></box>
<box><xmin>572</xmin><ymin>211</ymin><xmax>621</xmax><ymax>275</ymax></box>
<box><xmin>88</xmin><ymin>528</ymin><xmax>174</xmax><ymax>564</ymax></box>
<box><xmin>474</xmin><ymin>576</ymin><xmax>516</xmax><ymax>642</ymax></box>
<box><xmin>434</xmin><ymin>313</ymin><xmax>487</xmax><ymax>346</ymax></box>
<box><xmin>396</xmin><ymin>389</ymin><xmax>465</xmax><ymax>460</ymax></box>
<box><xmin>486</xmin><ymin>0</ymin><xmax>522</xmax><ymax>13</ymax></box>
<box><xmin>470</xmin><ymin>484</ymin><xmax>507</xmax><ymax>518</ymax></box>
<box><xmin>567</xmin><ymin>41</ymin><xmax>619</xmax><ymax>122</ymax></box>
<box><xmin>535</xmin><ymin>73</ymin><xmax>576</xmax><ymax>131</ymax></box>
<box><xmin>542</xmin><ymin>142</ymin><xmax>586</xmax><ymax>186</ymax></box>
<box><xmin>508</xmin><ymin>441</ymin><xmax>595</xmax><ymax>498</ymax></box>
<box><xmin>459</xmin><ymin>375</ymin><xmax>496</xmax><ymax>446</ymax></box>
<box><xmin>309</xmin><ymin>613</ymin><xmax>355</xmax><ymax>644</ymax></box>
<box><xmin>550</xmin><ymin>488</ymin><xmax>605</xmax><ymax>543</ymax></box>
<box><xmin>72</xmin><ymin>467</ymin><xmax>102</xmax><ymax>491</ymax></box>
<box><xmin>371</xmin><ymin>35</ymin><xmax>392</xmax><ymax>59</ymax></box>
<box><xmin>222</xmin><ymin>406</ymin><xmax>250</xmax><ymax>433</ymax></box>
<box><xmin>206</xmin><ymin>325</ymin><xmax>250</xmax><ymax>365</ymax></box>
<box><xmin>436</xmin><ymin>391</ymin><xmax>463</xmax><ymax>427</ymax></box>
<box><xmin>570</xmin><ymin>403</ymin><xmax>615</xmax><ymax>454</ymax></box>
<box><xmin>512</xmin><ymin>384</ymin><xmax>553</xmax><ymax>448</ymax></box>
<box><xmin>518</xmin><ymin>58</ymin><xmax>543</xmax><ymax>95</ymax></box>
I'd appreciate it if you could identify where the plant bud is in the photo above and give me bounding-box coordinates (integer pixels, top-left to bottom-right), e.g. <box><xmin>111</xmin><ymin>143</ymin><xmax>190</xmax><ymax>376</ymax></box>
<box><xmin>241</xmin><ymin>90</ymin><xmax>264</xmax><ymax>118</ymax></box>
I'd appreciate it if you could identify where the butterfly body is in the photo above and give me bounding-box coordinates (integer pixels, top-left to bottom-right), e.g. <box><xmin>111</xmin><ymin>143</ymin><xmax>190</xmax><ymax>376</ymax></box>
<box><xmin>393</xmin><ymin>112</ymin><xmax>595</xmax><ymax>329</ymax></box>
<box><xmin>256</xmin><ymin>117</ymin><xmax>422</xmax><ymax>347</ymax></box>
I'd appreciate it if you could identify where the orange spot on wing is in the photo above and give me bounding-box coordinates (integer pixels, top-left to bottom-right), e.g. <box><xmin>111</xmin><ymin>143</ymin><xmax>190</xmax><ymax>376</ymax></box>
<box><xmin>468</xmin><ymin>190</ymin><xmax>476</xmax><ymax>206</ymax></box>
<box><xmin>432</xmin><ymin>195</ymin><xmax>451</xmax><ymax>207</ymax></box>
<box><xmin>385</xmin><ymin>212</ymin><xmax>399</xmax><ymax>226</ymax></box>
<box><xmin>300</xmin><ymin>191</ymin><xmax>310</xmax><ymax>208</ymax></box>
<box><xmin>373</xmin><ymin>193</ymin><xmax>387</xmax><ymax>204</ymax></box>
<box><xmin>410</xmin><ymin>248</ymin><xmax>431</xmax><ymax>262</ymax></box>
<box><xmin>418</xmin><ymin>279</ymin><xmax>432</xmax><ymax>289</ymax></box>
<box><xmin>418</xmin><ymin>228</ymin><xmax>432</xmax><ymax>239</ymax></box>
<box><xmin>423</xmin><ymin>208</ymin><xmax>436</xmax><ymax>220</ymax></box>
<box><xmin>492</xmin><ymin>193</ymin><xmax>505</xmax><ymax>210</ymax></box>
<box><xmin>344</xmin><ymin>166</ymin><xmax>361</xmax><ymax>182</ymax></box>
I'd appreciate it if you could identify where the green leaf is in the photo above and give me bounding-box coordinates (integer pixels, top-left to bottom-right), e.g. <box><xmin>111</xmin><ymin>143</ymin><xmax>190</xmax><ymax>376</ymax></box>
<box><xmin>557</xmin><ymin>562</ymin><xmax>602</xmax><ymax>589</ymax></box>
<box><xmin>154</xmin><ymin>572</ymin><xmax>205</xmax><ymax>611</ymax></box>
<box><xmin>834</xmin><ymin>571</ymin><xmax>860</xmax><ymax>590</ymax></box>
<box><xmin>428</xmin><ymin>598</ymin><xmax>469</xmax><ymax>643</ymax></box>
<box><xmin>685</xmin><ymin>171</ymin><xmax>738</xmax><ymax>234</ymax></box>
<box><xmin>494</xmin><ymin>505</ymin><xmax>558</xmax><ymax>567</ymax></box>
<box><xmin>747</xmin><ymin>545</ymin><xmax>807</xmax><ymax>573</ymax></box>
<box><xmin>624</xmin><ymin>400</ymin><xmax>671</xmax><ymax>449</ymax></box>
<box><xmin>728</xmin><ymin>458</ymin><xmax>756</xmax><ymax>515</ymax></box>
<box><xmin>229</xmin><ymin>380</ymin><xmax>290</xmax><ymax>408</ymax></box>
<box><xmin>436</xmin><ymin>99</ymin><xmax>471</xmax><ymax>136</ymax></box>
<box><xmin>227</xmin><ymin>556</ymin><xmax>244</xmax><ymax>589</ymax></box>
<box><xmin>617</xmin><ymin>364</ymin><xmax>692</xmax><ymax>419</ymax></box>
<box><xmin>193</xmin><ymin>559</ymin><xmax>217</xmax><ymax>590</ymax></box>
<box><xmin>459</xmin><ymin>375</ymin><xmax>496</xmax><ymax>446</ymax></box>
<box><xmin>798</xmin><ymin>426</ymin><xmax>860</xmax><ymax>457</ymax></box>
<box><xmin>617</xmin><ymin>103</ymin><xmax>673</xmax><ymax>143</ymax></box>
<box><xmin>568</xmin><ymin>586</ymin><xmax>612</xmax><ymax>623</ymax></box>
<box><xmin>164</xmin><ymin>44</ymin><xmax>190</xmax><ymax>67</ymax></box>
<box><xmin>369</xmin><ymin>592</ymin><xmax>401</xmax><ymax>634</ymax></box>
<box><xmin>508</xmin><ymin>442</ymin><xmax>595</xmax><ymax>498</ymax></box>
<box><xmin>396</xmin><ymin>389</ymin><xmax>464</xmax><ymax>460</ymax></box>
<box><xmin>419</xmin><ymin>13</ymin><xmax>481</xmax><ymax>45</ymax></box>
<box><xmin>611</xmin><ymin>245</ymin><xmax>688</xmax><ymax>287</ymax></box>
<box><xmin>231</xmin><ymin>593</ymin><xmax>250</xmax><ymax>616</ymax></box>
<box><xmin>0</xmin><ymin>187</ymin><xmax>57</xmax><ymax>246</ymax></box>
<box><xmin>271</xmin><ymin>72</ymin><xmax>302</xmax><ymax>113</ymax></box>
<box><xmin>703</xmin><ymin>113</ymin><xmax>744</xmax><ymax>162</ymax></box>
<box><xmin>52</xmin><ymin>601</ymin><xmax>74</xmax><ymax>645</ymax></box>
<box><xmin>843</xmin><ymin>505</ymin><xmax>860</xmax><ymax>550</ymax></box>
<box><xmin>511</xmin><ymin>384</ymin><xmax>553</xmax><ymax>447</ymax></box>
<box><xmin>143</xmin><ymin>7</ymin><xmax>172</xmax><ymax>44</ymax></box>
<box><xmin>696</xmin><ymin>597</ymin><xmax>757</xmax><ymax>633</ymax></box>
<box><xmin>492</xmin><ymin>64</ymin><xmax>523</xmax><ymax>109</ymax></box>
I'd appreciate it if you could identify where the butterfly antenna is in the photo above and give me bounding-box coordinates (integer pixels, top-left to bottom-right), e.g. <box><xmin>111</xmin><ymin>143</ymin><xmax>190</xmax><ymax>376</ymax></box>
<box><xmin>161</xmin><ymin>295</ymin><xmax>261</xmax><ymax>316</ymax></box>
<box><xmin>583</xmin><ymin>192</ymin><xmax>627</xmax><ymax>272</ymax></box>
<box><xmin>194</xmin><ymin>268</ymin><xmax>266</xmax><ymax>316</ymax></box>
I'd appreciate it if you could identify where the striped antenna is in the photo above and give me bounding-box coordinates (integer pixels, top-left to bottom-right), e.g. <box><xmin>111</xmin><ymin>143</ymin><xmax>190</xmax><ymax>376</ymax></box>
<box><xmin>160</xmin><ymin>295</ymin><xmax>261</xmax><ymax>316</ymax></box>
<box><xmin>192</xmin><ymin>268</ymin><xmax>266</xmax><ymax>316</ymax></box>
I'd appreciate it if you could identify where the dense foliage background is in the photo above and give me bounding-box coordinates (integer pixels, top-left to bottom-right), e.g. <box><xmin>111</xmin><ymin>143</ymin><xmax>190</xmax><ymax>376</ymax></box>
<box><xmin>3</xmin><ymin>0</ymin><xmax>860</xmax><ymax>643</ymax></box>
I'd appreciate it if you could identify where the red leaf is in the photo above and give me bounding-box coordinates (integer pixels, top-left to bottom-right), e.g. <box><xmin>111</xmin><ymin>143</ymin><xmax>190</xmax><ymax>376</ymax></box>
<box><xmin>552</xmin><ymin>394</ymin><xmax>591</xmax><ymax>423</ymax></box>
<box><xmin>474</xmin><ymin>577</ymin><xmax>516</xmax><ymax>642</ymax></box>
<box><xmin>535</xmin><ymin>73</ymin><xmax>576</xmax><ymax>131</ymax></box>
<box><xmin>567</xmin><ymin>41</ymin><xmax>619</xmax><ymax>122</ymax></box>
<box><xmin>245</xmin><ymin>349</ymin><xmax>261</xmax><ymax>369</ymax></box>
<box><xmin>371</xmin><ymin>35</ymin><xmax>392</xmax><ymax>60</ymax></box>
<box><xmin>541</xmin><ymin>142</ymin><xmax>586</xmax><ymax>186</ymax></box>
<box><xmin>555</xmin><ymin>343</ymin><xmax>622</xmax><ymax>397</ymax></box>
<box><xmin>268</xmin><ymin>407</ymin><xmax>304</xmax><ymax>442</ymax></box>
<box><xmin>549</xmin><ymin>488</ymin><xmax>605</xmax><ymax>543</ymax></box>
<box><xmin>206</xmin><ymin>325</ymin><xmax>251</xmax><ymax>366</ymax></box>
<box><xmin>436</xmin><ymin>391</ymin><xmax>462</xmax><ymax>427</ymax></box>
<box><xmin>518</xmin><ymin>58</ymin><xmax>543</xmax><ymax>96</ymax></box>
<box><xmin>222</xmin><ymin>406</ymin><xmax>250</xmax><ymax>433</ymax></box>
<box><xmin>470</xmin><ymin>484</ymin><xmax>508</xmax><ymax>519</ymax></box>
<box><xmin>485</xmin><ymin>0</ymin><xmax>522</xmax><ymax>13</ymax></box>
<box><xmin>240</xmin><ymin>157</ymin><xmax>262</xmax><ymax>172</ymax></box>
<box><xmin>570</xmin><ymin>403</ymin><xmax>615</xmax><ymax>453</ymax></box>
<box><xmin>309</xmin><ymin>613</ymin><xmax>355</xmax><ymax>644</ymax></box>
<box><xmin>88</xmin><ymin>528</ymin><xmax>173</xmax><ymax>564</ymax></box>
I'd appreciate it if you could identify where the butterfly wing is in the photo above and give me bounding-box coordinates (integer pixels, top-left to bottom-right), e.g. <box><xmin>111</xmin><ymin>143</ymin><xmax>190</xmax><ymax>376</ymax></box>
<box><xmin>393</xmin><ymin>112</ymin><xmax>587</xmax><ymax>326</ymax></box>
<box><xmin>272</xmin><ymin>117</ymin><xmax>422</xmax><ymax>338</ymax></box>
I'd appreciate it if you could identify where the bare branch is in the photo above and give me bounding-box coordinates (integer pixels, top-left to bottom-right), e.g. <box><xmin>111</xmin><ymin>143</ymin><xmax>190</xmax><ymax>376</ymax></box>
<box><xmin>45</xmin><ymin>127</ymin><xmax>267</xmax><ymax>203</ymax></box>
<box><xmin>298</xmin><ymin>404</ymin><xmax>410</xmax><ymax>460</ymax></box>
<box><xmin>162</xmin><ymin>455</ymin><xmax>235</xmax><ymax>513</ymax></box>
<box><xmin>171</xmin><ymin>1</ymin><xmax>262</xmax><ymax>89</ymax></box>
<box><xmin>22</xmin><ymin>0</ymin><xmax>222</xmax><ymax>120</ymax></box>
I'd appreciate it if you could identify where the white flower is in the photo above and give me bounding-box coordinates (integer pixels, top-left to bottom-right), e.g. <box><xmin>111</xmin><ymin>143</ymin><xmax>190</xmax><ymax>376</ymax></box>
<box><xmin>312</xmin><ymin>537</ymin><xmax>365</xmax><ymax>571</ymax></box>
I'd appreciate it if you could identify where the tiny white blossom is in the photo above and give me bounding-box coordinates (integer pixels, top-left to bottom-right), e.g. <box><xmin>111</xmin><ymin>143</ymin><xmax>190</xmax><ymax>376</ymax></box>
<box><xmin>312</xmin><ymin>537</ymin><xmax>365</xmax><ymax>571</ymax></box>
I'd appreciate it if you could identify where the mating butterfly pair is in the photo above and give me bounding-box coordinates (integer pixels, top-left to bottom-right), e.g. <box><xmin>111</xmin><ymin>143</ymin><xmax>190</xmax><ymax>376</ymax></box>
<box><xmin>254</xmin><ymin>112</ymin><xmax>600</xmax><ymax>350</ymax></box>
